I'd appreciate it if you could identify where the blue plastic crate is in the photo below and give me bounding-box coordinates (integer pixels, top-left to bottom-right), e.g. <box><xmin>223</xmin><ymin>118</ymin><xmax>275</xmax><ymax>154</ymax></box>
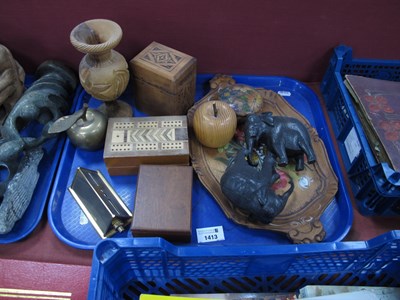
<box><xmin>88</xmin><ymin>231</ymin><xmax>400</xmax><ymax>300</ymax></box>
<box><xmin>321</xmin><ymin>45</ymin><xmax>400</xmax><ymax>216</ymax></box>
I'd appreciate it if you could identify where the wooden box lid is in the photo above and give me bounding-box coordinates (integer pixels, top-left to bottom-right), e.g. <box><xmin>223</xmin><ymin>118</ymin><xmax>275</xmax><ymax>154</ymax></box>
<box><xmin>130</xmin><ymin>41</ymin><xmax>196</xmax><ymax>92</ymax></box>
<box><xmin>103</xmin><ymin>116</ymin><xmax>189</xmax><ymax>174</ymax></box>
<box><xmin>131</xmin><ymin>165</ymin><xmax>193</xmax><ymax>242</ymax></box>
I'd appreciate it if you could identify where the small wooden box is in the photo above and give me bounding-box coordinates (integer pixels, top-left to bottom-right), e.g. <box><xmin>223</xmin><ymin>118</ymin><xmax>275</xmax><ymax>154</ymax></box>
<box><xmin>129</xmin><ymin>41</ymin><xmax>197</xmax><ymax>116</ymax></box>
<box><xmin>103</xmin><ymin>115</ymin><xmax>189</xmax><ymax>176</ymax></box>
<box><xmin>131</xmin><ymin>165</ymin><xmax>193</xmax><ymax>242</ymax></box>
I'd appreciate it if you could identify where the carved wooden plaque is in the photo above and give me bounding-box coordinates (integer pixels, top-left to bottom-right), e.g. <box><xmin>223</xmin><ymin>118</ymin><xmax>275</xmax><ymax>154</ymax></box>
<box><xmin>187</xmin><ymin>77</ymin><xmax>338</xmax><ymax>244</ymax></box>
<box><xmin>103</xmin><ymin>115</ymin><xmax>189</xmax><ymax>175</ymax></box>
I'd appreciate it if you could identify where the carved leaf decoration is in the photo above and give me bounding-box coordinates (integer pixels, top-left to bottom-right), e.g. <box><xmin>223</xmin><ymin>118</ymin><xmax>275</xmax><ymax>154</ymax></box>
<box><xmin>48</xmin><ymin>108</ymin><xmax>85</xmax><ymax>134</ymax></box>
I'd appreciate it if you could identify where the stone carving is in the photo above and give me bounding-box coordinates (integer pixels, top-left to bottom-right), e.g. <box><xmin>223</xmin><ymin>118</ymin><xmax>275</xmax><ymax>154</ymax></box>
<box><xmin>0</xmin><ymin>60</ymin><xmax>77</xmax><ymax>234</ymax></box>
<box><xmin>0</xmin><ymin>44</ymin><xmax>25</xmax><ymax>123</ymax></box>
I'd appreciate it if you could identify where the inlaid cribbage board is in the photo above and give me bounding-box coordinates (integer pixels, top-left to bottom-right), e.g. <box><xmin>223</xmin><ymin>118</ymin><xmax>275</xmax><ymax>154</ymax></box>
<box><xmin>103</xmin><ymin>116</ymin><xmax>190</xmax><ymax>175</ymax></box>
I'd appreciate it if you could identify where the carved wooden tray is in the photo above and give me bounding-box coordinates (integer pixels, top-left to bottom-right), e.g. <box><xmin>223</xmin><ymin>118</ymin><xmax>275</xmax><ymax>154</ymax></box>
<box><xmin>187</xmin><ymin>79</ymin><xmax>338</xmax><ymax>244</ymax></box>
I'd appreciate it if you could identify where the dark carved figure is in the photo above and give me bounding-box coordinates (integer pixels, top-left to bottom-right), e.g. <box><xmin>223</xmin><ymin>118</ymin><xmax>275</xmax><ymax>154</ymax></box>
<box><xmin>244</xmin><ymin>112</ymin><xmax>316</xmax><ymax>171</ymax></box>
<box><xmin>0</xmin><ymin>60</ymin><xmax>77</xmax><ymax>234</ymax></box>
<box><xmin>220</xmin><ymin>148</ymin><xmax>294</xmax><ymax>224</ymax></box>
<box><xmin>1</xmin><ymin>60</ymin><xmax>77</xmax><ymax>147</ymax></box>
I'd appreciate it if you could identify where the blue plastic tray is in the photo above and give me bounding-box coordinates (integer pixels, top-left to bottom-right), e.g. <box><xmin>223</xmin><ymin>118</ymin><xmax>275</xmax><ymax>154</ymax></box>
<box><xmin>0</xmin><ymin>78</ymin><xmax>80</xmax><ymax>244</ymax></box>
<box><xmin>48</xmin><ymin>74</ymin><xmax>353</xmax><ymax>250</ymax></box>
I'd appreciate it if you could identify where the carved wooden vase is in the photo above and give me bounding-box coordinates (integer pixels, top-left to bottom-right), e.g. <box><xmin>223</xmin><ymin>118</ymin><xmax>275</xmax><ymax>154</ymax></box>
<box><xmin>70</xmin><ymin>19</ymin><xmax>132</xmax><ymax>117</ymax></box>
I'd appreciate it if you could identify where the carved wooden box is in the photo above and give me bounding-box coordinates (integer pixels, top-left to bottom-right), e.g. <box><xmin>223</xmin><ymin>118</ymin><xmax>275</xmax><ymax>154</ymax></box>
<box><xmin>129</xmin><ymin>41</ymin><xmax>197</xmax><ymax>116</ymax></box>
<box><xmin>103</xmin><ymin>116</ymin><xmax>189</xmax><ymax>175</ymax></box>
<box><xmin>131</xmin><ymin>165</ymin><xmax>193</xmax><ymax>243</ymax></box>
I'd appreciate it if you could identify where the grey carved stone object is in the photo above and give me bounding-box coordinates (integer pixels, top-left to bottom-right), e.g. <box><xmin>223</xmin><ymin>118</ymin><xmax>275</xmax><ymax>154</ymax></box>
<box><xmin>244</xmin><ymin>112</ymin><xmax>316</xmax><ymax>171</ymax></box>
<box><xmin>0</xmin><ymin>60</ymin><xmax>77</xmax><ymax>234</ymax></box>
<box><xmin>0</xmin><ymin>148</ymin><xmax>43</xmax><ymax>234</ymax></box>
<box><xmin>1</xmin><ymin>60</ymin><xmax>77</xmax><ymax>147</ymax></box>
<box><xmin>0</xmin><ymin>44</ymin><xmax>25</xmax><ymax>123</ymax></box>
<box><xmin>220</xmin><ymin>148</ymin><xmax>294</xmax><ymax>224</ymax></box>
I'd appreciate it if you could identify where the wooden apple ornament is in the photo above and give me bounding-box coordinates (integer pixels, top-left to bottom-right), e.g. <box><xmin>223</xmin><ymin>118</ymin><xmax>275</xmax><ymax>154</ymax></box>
<box><xmin>193</xmin><ymin>101</ymin><xmax>237</xmax><ymax>148</ymax></box>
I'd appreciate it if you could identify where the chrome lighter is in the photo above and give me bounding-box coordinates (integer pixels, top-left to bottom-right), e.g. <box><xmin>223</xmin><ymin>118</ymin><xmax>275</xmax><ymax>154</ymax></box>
<box><xmin>68</xmin><ymin>167</ymin><xmax>132</xmax><ymax>239</ymax></box>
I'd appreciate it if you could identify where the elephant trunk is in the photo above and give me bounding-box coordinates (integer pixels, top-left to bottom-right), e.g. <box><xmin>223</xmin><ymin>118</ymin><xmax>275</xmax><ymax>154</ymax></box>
<box><xmin>245</xmin><ymin>135</ymin><xmax>259</xmax><ymax>166</ymax></box>
<box><xmin>244</xmin><ymin>120</ymin><xmax>259</xmax><ymax>165</ymax></box>
<box><xmin>281</xmin><ymin>178</ymin><xmax>295</xmax><ymax>205</ymax></box>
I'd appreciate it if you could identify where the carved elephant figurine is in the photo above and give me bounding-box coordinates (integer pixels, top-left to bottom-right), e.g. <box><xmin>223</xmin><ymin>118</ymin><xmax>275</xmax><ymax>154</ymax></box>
<box><xmin>244</xmin><ymin>112</ymin><xmax>316</xmax><ymax>171</ymax></box>
<box><xmin>220</xmin><ymin>148</ymin><xmax>294</xmax><ymax>224</ymax></box>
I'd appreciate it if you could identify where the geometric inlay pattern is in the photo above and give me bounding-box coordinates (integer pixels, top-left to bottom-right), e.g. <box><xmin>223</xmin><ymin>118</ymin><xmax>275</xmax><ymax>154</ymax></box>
<box><xmin>106</xmin><ymin>117</ymin><xmax>188</xmax><ymax>154</ymax></box>
<box><xmin>129</xmin><ymin>128</ymin><xmax>175</xmax><ymax>143</ymax></box>
<box><xmin>142</xmin><ymin>46</ymin><xmax>183</xmax><ymax>72</ymax></box>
